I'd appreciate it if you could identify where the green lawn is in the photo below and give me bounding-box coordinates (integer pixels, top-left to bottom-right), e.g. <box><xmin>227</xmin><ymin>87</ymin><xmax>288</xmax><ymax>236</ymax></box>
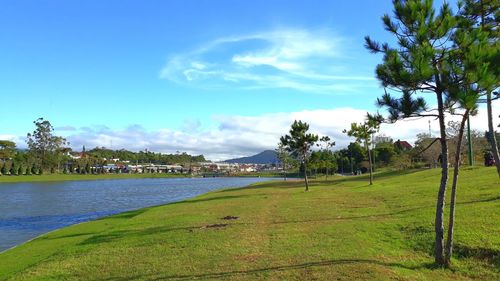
<box><xmin>0</xmin><ymin>167</ymin><xmax>498</xmax><ymax>280</ymax></box>
<box><xmin>0</xmin><ymin>173</ymin><xmax>187</xmax><ymax>183</ymax></box>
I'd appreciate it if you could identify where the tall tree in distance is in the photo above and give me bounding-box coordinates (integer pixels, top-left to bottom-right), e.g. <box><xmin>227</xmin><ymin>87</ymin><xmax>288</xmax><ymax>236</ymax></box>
<box><xmin>365</xmin><ymin>0</ymin><xmax>458</xmax><ymax>265</ymax></box>
<box><xmin>280</xmin><ymin>120</ymin><xmax>318</xmax><ymax>191</ymax></box>
<box><xmin>26</xmin><ymin>118</ymin><xmax>68</xmax><ymax>172</ymax></box>
<box><xmin>0</xmin><ymin>140</ymin><xmax>16</xmax><ymax>160</ymax></box>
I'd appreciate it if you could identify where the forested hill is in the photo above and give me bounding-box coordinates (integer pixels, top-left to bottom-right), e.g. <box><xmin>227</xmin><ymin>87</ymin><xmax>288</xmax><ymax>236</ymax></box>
<box><xmin>224</xmin><ymin>150</ymin><xmax>278</xmax><ymax>164</ymax></box>
<box><xmin>86</xmin><ymin>147</ymin><xmax>205</xmax><ymax>164</ymax></box>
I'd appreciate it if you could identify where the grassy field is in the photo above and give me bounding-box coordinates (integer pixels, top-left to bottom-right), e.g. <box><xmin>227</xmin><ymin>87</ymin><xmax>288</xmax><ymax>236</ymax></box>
<box><xmin>0</xmin><ymin>173</ymin><xmax>188</xmax><ymax>183</ymax></box>
<box><xmin>0</xmin><ymin>167</ymin><xmax>498</xmax><ymax>280</ymax></box>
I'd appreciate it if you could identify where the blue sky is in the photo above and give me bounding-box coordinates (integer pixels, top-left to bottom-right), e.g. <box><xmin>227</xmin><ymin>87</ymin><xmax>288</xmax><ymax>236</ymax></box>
<box><xmin>1</xmin><ymin>0</ymin><xmax>495</xmax><ymax>160</ymax></box>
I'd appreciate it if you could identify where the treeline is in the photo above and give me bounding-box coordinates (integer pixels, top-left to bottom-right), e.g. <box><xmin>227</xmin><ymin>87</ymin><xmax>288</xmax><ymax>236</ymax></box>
<box><xmin>0</xmin><ymin>118</ymin><xmax>205</xmax><ymax>176</ymax></box>
<box><xmin>278</xmin><ymin>123</ymin><xmax>498</xmax><ymax>180</ymax></box>
<box><xmin>86</xmin><ymin>147</ymin><xmax>205</xmax><ymax>165</ymax></box>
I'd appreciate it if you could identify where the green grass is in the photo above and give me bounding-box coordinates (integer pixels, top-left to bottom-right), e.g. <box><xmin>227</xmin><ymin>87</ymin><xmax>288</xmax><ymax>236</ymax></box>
<box><xmin>0</xmin><ymin>173</ymin><xmax>188</xmax><ymax>183</ymax></box>
<box><xmin>0</xmin><ymin>167</ymin><xmax>498</xmax><ymax>280</ymax></box>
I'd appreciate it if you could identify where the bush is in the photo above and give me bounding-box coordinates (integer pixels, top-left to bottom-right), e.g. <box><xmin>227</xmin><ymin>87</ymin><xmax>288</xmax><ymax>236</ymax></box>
<box><xmin>1</xmin><ymin>164</ymin><xmax>7</xmax><ymax>175</ymax></box>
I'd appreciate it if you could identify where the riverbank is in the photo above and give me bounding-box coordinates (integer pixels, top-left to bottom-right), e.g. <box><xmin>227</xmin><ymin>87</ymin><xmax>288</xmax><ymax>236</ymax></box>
<box><xmin>0</xmin><ymin>167</ymin><xmax>498</xmax><ymax>280</ymax></box>
<box><xmin>0</xmin><ymin>173</ymin><xmax>189</xmax><ymax>183</ymax></box>
<box><xmin>0</xmin><ymin>172</ymin><xmax>290</xmax><ymax>184</ymax></box>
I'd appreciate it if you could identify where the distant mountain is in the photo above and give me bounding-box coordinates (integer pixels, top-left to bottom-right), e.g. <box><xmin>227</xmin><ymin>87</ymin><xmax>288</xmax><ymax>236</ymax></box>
<box><xmin>224</xmin><ymin>150</ymin><xmax>279</xmax><ymax>164</ymax></box>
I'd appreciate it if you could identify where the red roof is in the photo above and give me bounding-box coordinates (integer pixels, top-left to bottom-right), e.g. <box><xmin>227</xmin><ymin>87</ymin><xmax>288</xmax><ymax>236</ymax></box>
<box><xmin>395</xmin><ymin>140</ymin><xmax>413</xmax><ymax>150</ymax></box>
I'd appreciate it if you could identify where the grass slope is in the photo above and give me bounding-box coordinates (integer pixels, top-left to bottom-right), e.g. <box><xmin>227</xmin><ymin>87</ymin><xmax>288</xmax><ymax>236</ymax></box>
<box><xmin>0</xmin><ymin>167</ymin><xmax>498</xmax><ymax>280</ymax></box>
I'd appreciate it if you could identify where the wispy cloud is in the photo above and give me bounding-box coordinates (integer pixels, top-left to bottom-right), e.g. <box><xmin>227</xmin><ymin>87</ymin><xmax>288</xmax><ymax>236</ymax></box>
<box><xmin>160</xmin><ymin>28</ymin><xmax>377</xmax><ymax>94</ymax></box>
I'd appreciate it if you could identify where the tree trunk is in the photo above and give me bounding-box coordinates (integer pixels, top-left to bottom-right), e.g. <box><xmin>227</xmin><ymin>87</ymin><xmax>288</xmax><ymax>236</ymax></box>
<box><xmin>303</xmin><ymin>161</ymin><xmax>309</xmax><ymax>192</ymax></box>
<box><xmin>281</xmin><ymin>161</ymin><xmax>286</xmax><ymax>181</ymax></box>
<box><xmin>367</xmin><ymin>141</ymin><xmax>373</xmax><ymax>185</ymax></box>
<box><xmin>486</xmin><ymin>91</ymin><xmax>500</xmax><ymax>178</ymax></box>
<box><xmin>445</xmin><ymin>110</ymin><xmax>469</xmax><ymax>266</ymax></box>
<box><xmin>434</xmin><ymin>90</ymin><xmax>449</xmax><ymax>266</ymax></box>
<box><xmin>283</xmin><ymin>160</ymin><xmax>287</xmax><ymax>181</ymax></box>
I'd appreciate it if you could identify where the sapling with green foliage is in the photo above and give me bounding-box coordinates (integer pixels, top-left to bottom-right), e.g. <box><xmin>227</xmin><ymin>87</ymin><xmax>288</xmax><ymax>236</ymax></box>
<box><xmin>275</xmin><ymin>143</ymin><xmax>291</xmax><ymax>181</ymax></box>
<box><xmin>316</xmin><ymin>136</ymin><xmax>335</xmax><ymax>180</ymax></box>
<box><xmin>458</xmin><ymin>0</ymin><xmax>500</xmax><ymax>178</ymax></box>
<box><xmin>442</xmin><ymin>0</ymin><xmax>499</xmax><ymax>266</ymax></box>
<box><xmin>344</xmin><ymin>114</ymin><xmax>381</xmax><ymax>185</ymax></box>
<box><xmin>365</xmin><ymin>0</ymin><xmax>460</xmax><ymax>266</ymax></box>
<box><xmin>280</xmin><ymin>120</ymin><xmax>318</xmax><ymax>191</ymax></box>
<box><xmin>366</xmin><ymin>0</ymin><xmax>498</xmax><ymax>266</ymax></box>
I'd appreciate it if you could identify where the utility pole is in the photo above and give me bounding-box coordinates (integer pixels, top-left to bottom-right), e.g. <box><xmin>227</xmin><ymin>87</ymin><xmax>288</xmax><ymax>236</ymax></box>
<box><xmin>467</xmin><ymin>116</ymin><xmax>473</xmax><ymax>166</ymax></box>
<box><xmin>349</xmin><ymin>150</ymin><xmax>354</xmax><ymax>175</ymax></box>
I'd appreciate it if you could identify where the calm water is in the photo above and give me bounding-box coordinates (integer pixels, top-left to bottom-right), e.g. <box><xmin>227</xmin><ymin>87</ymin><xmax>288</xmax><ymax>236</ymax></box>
<box><xmin>0</xmin><ymin>177</ymin><xmax>273</xmax><ymax>252</ymax></box>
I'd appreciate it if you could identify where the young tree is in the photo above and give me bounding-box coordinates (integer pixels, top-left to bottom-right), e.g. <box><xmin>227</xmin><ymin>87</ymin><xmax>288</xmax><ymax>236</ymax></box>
<box><xmin>344</xmin><ymin>115</ymin><xmax>380</xmax><ymax>185</ymax></box>
<box><xmin>443</xmin><ymin>0</ymin><xmax>498</xmax><ymax>265</ymax></box>
<box><xmin>367</xmin><ymin>0</ymin><xmax>497</xmax><ymax>266</ymax></box>
<box><xmin>317</xmin><ymin>136</ymin><xmax>335</xmax><ymax>180</ymax></box>
<box><xmin>456</xmin><ymin>0</ymin><xmax>500</xmax><ymax>177</ymax></box>
<box><xmin>365</xmin><ymin>0</ymin><xmax>459</xmax><ymax>265</ymax></box>
<box><xmin>276</xmin><ymin>143</ymin><xmax>290</xmax><ymax>181</ymax></box>
<box><xmin>280</xmin><ymin>120</ymin><xmax>318</xmax><ymax>191</ymax></box>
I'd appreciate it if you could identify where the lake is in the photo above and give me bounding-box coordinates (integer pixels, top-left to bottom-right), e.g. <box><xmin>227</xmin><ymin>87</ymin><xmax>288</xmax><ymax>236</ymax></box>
<box><xmin>0</xmin><ymin>177</ymin><xmax>274</xmax><ymax>252</ymax></box>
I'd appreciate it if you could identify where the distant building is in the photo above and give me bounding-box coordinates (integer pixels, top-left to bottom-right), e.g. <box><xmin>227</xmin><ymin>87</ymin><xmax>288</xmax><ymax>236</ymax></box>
<box><xmin>239</xmin><ymin>164</ymin><xmax>256</xmax><ymax>172</ymax></box>
<box><xmin>395</xmin><ymin>140</ymin><xmax>413</xmax><ymax>151</ymax></box>
<box><xmin>375</xmin><ymin>135</ymin><xmax>392</xmax><ymax>144</ymax></box>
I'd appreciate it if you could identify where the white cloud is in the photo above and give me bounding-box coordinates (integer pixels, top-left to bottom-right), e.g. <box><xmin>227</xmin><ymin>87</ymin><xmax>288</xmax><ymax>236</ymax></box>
<box><xmin>0</xmin><ymin>135</ymin><xmax>24</xmax><ymax>146</ymax></box>
<box><xmin>159</xmin><ymin>28</ymin><xmax>377</xmax><ymax>93</ymax></box>
<box><xmin>47</xmin><ymin>103</ymin><xmax>499</xmax><ymax>161</ymax></box>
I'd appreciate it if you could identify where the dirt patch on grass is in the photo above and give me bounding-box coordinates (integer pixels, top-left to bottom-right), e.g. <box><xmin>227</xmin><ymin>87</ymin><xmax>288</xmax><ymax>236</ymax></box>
<box><xmin>221</xmin><ymin>216</ymin><xmax>239</xmax><ymax>220</ymax></box>
<box><xmin>200</xmin><ymin>223</ymin><xmax>228</xmax><ymax>229</ymax></box>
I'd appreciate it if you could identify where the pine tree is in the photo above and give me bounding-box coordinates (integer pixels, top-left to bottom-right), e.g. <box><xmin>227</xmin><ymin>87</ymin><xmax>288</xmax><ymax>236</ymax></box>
<box><xmin>459</xmin><ymin>0</ymin><xmax>500</xmax><ymax>178</ymax></box>
<box><xmin>365</xmin><ymin>0</ymin><xmax>457</xmax><ymax>265</ymax></box>
<box><xmin>366</xmin><ymin>0</ymin><xmax>498</xmax><ymax>266</ymax></box>
<box><xmin>442</xmin><ymin>0</ymin><xmax>498</xmax><ymax>266</ymax></box>
<box><xmin>280</xmin><ymin>120</ymin><xmax>318</xmax><ymax>191</ymax></box>
<box><xmin>344</xmin><ymin>114</ymin><xmax>381</xmax><ymax>185</ymax></box>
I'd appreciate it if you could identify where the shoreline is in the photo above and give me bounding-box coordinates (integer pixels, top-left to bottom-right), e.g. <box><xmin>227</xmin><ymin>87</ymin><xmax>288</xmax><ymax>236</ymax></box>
<box><xmin>0</xmin><ymin>173</ymin><xmax>188</xmax><ymax>184</ymax></box>
<box><xmin>0</xmin><ymin>177</ymin><xmax>278</xmax><ymax>254</ymax></box>
<box><xmin>0</xmin><ymin>173</ymin><xmax>288</xmax><ymax>184</ymax></box>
